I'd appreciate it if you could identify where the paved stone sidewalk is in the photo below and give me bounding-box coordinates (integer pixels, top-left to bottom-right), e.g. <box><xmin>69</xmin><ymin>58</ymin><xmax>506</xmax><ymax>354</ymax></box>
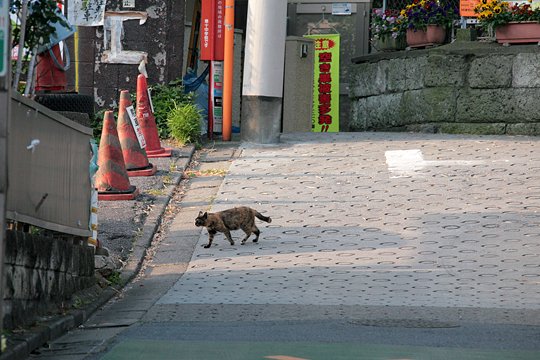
<box><xmin>24</xmin><ymin>141</ymin><xmax>241</xmax><ymax>360</ymax></box>
<box><xmin>23</xmin><ymin>133</ymin><xmax>540</xmax><ymax>360</ymax></box>
<box><xmin>156</xmin><ymin>132</ymin><xmax>540</xmax><ymax>322</ymax></box>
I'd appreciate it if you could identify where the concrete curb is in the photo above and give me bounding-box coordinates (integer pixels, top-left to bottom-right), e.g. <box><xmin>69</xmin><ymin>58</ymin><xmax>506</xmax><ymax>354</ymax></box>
<box><xmin>0</xmin><ymin>146</ymin><xmax>196</xmax><ymax>360</ymax></box>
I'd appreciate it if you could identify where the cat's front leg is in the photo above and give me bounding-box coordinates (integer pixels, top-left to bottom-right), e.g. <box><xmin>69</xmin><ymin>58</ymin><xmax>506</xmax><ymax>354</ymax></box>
<box><xmin>203</xmin><ymin>230</ymin><xmax>216</xmax><ymax>248</ymax></box>
<box><xmin>223</xmin><ymin>229</ymin><xmax>235</xmax><ymax>245</ymax></box>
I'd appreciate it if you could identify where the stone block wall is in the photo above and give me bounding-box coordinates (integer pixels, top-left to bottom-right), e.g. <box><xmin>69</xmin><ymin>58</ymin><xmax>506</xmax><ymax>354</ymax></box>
<box><xmin>349</xmin><ymin>42</ymin><xmax>540</xmax><ymax>135</ymax></box>
<box><xmin>3</xmin><ymin>230</ymin><xmax>95</xmax><ymax>329</ymax></box>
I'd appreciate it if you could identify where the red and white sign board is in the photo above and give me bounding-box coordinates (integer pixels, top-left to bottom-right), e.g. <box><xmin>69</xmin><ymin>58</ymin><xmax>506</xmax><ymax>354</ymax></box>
<box><xmin>126</xmin><ymin>105</ymin><xmax>147</xmax><ymax>149</ymax></box>
<box><xmin>211</xmin><ymin>61</ymin><xmax>223</xmax><ymax>132</ymax></box>
<box><xmin>200</xmin><ymin>0</ymin><xmax>225</xmax><ymax>61</ymax></box>
<box><xmin>460</xmin><ymin>0</ymin><xmax>479</xmax><ymax>17</ymax></box>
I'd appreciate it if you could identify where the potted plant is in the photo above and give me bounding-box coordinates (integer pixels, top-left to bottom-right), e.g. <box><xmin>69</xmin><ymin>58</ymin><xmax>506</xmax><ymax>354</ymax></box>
<box><xmin>370</xmin><ymin>9</ymin><xmax>407</xmax><ymax>51</ymax></box>
<box><xmin>401</xmin><ymin>0</ymin><xmax>458</xmax><ymax>47</ymax></box>
<box><xmin>474</xmin><ymin>0</ymin><xmax>540</xmax><ymax>44</ymax></box>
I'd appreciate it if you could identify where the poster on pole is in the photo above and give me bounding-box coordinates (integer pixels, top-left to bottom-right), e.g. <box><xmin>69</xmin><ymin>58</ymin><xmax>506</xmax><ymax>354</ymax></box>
<box><xmin>200</xmin><ymin>0</ymin><xmax>225</xmax><ymax>61</ymax></box>
<box><xmin>67</xmin><ymin>0</ymin><xmax>107</xmax><ymax>26</ymax></box>
<box><xmin>305</xmin><ymin>34</ymin><xmax>340</xmax><ymax>132</ymax></box>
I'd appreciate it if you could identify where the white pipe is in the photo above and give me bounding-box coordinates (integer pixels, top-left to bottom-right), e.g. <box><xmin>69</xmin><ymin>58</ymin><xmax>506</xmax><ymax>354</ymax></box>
<box><xmin>242</xmin><ymin>0</ymin><xmax>288</xmax><ymax>98</ymax></box>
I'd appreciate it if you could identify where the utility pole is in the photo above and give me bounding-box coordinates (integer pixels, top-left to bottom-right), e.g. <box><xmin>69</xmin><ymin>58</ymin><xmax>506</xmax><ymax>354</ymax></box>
<box><xmin>241</xmin><ymin>0</ymin><xmax>288</xmax><ymax>144</ymax></box>
<box><xmin>0</xmin><ymin>0</ymin><xmax>10</xmax><ymax>351</ymax></box>
<box><xmin>222</xmin><ymin>0</ymin><xmax>234</xmax><ymax>141</ymax></box>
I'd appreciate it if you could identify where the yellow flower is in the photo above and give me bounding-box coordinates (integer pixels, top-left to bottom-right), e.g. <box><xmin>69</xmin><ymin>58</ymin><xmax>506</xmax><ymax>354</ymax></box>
<box><xmin>493</xmin><ymin>5</ymin><xmax>502</xmax><ymax>13</ymax></box>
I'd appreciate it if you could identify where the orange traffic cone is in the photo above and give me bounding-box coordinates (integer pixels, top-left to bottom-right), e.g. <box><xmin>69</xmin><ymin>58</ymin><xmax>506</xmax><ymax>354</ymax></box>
<box><xmin>95</xmin><ymin>111</ymin><xmax>139</xmax><ymax>201</ymax></box>
<box><xmin>117</xmin><ymin>90</ymin><xmax>157</xmax><ymax>177</ymax></box>
<box><xmin>136</xmin><ymin>74</ymin><xmax>172</xmax><ymax>158</ymax></box>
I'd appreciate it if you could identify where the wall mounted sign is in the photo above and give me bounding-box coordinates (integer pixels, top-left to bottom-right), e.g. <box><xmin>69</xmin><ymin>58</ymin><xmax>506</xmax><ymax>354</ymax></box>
<box><xmin>201</xmin><ymin>0</ymin><xmax>225</xmax><ymax>61</ymax></box>
<box><xmin>332</xmin><ymin>3</ymin><xmax>352</xmax><ymax>15</ymax></box>
<box><xmin>305</xmin><ymin>34</ymin><xmax>340</xmax><ymax>133</ymax></box>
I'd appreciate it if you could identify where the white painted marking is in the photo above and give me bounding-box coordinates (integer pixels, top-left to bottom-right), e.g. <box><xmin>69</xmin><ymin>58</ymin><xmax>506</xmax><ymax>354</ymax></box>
<box><xmin>385</xmin><ymin>149</ymin><xmax>425</xmax><ymax>178</ymax></box>
<box><xmin>385</xmin><ymin>149</ymin><xmax>485</xmax><ymax>178</ymax></box>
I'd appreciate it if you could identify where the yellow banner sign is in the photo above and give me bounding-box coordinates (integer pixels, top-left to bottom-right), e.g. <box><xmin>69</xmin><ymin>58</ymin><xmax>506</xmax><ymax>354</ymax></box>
<box><xmin>305</xmin><ymin>34</ymin><xmax>340</xmax><ymax>132</ymax></box>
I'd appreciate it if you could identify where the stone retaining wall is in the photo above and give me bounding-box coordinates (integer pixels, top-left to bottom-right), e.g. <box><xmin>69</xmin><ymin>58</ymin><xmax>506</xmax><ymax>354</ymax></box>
<box><xmin>349</xmin><ymin>42</ymin><xmax>540</xmax><ymax>135</ymax></box>
<box><xmin>3</xmin><ymin>230</ymin><xmax>95</xmax><ymax>329</ymax></box>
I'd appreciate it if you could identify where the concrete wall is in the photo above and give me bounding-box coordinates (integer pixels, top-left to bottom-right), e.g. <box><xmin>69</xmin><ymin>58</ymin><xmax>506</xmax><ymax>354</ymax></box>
<box><xmin>349</xmin><ymin>42</ymin><xmax>540</xmax><ymax>135</ymax></box>
<box><xmin>287</xmin><ymin>1</ymin><xmax>371</xmax><ymax>131</ymax></box>
<box><xmin>3</xmin><ymin>230</ymin><xmax>95</xmax><ymax>329</ymax></box>
<box><xmin>68</xmin><ymin>0</ymin><xmax>186</xmax><ymax>110</ymax></box>
<box><xmin>283</xmin><ymin>37</ymin><xmax>314</xmax><ymax>133</ymax></box>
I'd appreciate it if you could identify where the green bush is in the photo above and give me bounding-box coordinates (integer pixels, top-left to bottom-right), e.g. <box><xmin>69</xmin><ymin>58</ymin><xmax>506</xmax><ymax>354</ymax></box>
<box><xmin>167</xmin><ymin>102</ymin><xmax>202</xmax><ymax>146</ymax></box>
<box><xmin>92</xmin><ymin>109</ymin><xmax>106</xmax><ymax>142</ymax></box>
<box><xmin>150</xmin><ymin>79</ymin><xmax>192</xmax><ymax>139</ymax></box>
<box><xmin>91</xmin><ymin>79</ymin><xmax>192</xmax><ymax>142</ymax></box>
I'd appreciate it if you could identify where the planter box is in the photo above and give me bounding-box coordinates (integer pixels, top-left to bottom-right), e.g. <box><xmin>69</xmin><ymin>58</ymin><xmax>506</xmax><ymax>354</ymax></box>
<box><xmin>496</xmin><ymin>22</ymin><xmax>540</xmax><ymax>44</ymax></box>
<box><xmin>406</xmin><ymin>25</ymin><xmax>446</xmax><ymax>48</ymax></box>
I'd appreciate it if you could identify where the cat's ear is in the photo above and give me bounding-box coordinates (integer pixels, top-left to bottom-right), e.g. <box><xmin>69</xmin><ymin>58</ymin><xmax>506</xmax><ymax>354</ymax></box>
<box><xmin>198</xmin><ymin>211</ymin><xmax>203</xmax><ymax>217</ymax></box>
<box><xmin>203</xmin><ymin>212</ymin><xmax>208</xmax><ymax>219</ymax></box>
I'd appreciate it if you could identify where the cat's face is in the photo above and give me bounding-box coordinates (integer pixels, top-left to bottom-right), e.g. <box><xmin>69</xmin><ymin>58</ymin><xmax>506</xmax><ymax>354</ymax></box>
<box><xmin>195</xmin><ymin>211</ymin><xmax>208</xmax><ymax>227</ymax></box>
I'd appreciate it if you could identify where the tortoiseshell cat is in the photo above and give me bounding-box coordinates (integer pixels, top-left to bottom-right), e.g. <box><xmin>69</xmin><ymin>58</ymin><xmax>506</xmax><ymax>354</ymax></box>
<box><xmin>195</xmin><ymin>206</ymin><xmax>272</xmax><ymax>248</ymax></box>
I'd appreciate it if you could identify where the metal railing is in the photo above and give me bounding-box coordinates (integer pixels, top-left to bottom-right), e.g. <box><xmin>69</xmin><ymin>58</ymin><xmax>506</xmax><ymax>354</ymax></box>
<box><xmin>7</xmin><ymin>93</ymin><xmax>93</xmax><ymax>237</ymax></box>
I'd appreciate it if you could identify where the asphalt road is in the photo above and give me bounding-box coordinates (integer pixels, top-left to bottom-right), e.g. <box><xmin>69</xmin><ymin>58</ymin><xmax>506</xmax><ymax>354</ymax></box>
<box><xmin>30</xmin><ymin>133</ymin><xmax>540</xmax><ymax>360</ymax></box>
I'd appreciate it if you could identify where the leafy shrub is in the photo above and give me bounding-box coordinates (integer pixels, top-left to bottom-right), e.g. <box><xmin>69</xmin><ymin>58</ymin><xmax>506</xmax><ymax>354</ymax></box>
<box><xmin>91</xmin><ymin>109</ymin><xmax>107</xmax><ymax>142</ymax></box>
<box><xmin>91</xmin><ymin>79</ymin><xmax>193</xmax><ymax>142</ymax></box>
<box><xmin>10</xmin><ymin>0</ymin><xmax>69</xmax><ymax>51</ymax></box>
<box><xmin>167</xmin><ymin>102</ymin><xmax>202</xmax><ymax>146</ymax></box>
<box><xmin>150</xmin><ymin>79</ymin><xmax>192</xmax><ymax>139</ymax></box>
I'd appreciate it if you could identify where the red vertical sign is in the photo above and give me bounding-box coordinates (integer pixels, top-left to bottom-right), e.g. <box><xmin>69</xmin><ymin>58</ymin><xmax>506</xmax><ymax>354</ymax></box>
<box><xmin>200</xmin><ymin>0</ymin><xmax>215</xmax><ymax>60</ymax></box>
<box><xmin>200</xmin><ymin>0</ymin><xmax>225</xmax><ymax>61</ymax></box>
<box><xmin>214</xmin><ymin>0</ymin><xmax>225</xmax><ymax>60</ymax></box>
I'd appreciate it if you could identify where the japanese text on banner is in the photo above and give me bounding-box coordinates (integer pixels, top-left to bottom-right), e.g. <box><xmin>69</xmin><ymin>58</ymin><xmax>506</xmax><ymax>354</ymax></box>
<box><xmin>305</xmin><ymin>34</ymin><xmax>340</xmax><ymax>133</ymax></box>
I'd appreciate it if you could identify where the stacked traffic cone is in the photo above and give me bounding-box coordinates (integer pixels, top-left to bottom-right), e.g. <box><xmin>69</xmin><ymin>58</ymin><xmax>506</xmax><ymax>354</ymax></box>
<box><xmin>117</xmin><ymin>90</ymin><xmax>157</xmax><ymax>176</ymax></box>
<box><xmin>136</xmin><ymin>74</ymin><xmax>172</xmax><ymax>158</ymax></box>
<box><xmin>95</xmin><ymin>111</ymin><xmax>139</xmax><ymax>201</ymax></box>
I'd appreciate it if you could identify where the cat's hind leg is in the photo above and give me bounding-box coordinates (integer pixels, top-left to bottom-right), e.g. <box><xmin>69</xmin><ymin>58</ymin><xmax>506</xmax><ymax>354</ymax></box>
<box><xmin>240</xmin><ymin>229</ymin><xmax>252</xmax><ymax>245</ymax></box>
<box><xmin>252</xmin><ymin>226</ymin><xmax>261</xmax><ymax>243</ymax></box>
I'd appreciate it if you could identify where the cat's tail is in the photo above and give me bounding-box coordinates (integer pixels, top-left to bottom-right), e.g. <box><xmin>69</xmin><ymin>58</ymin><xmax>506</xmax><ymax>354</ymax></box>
<box><xmin>254</xmin><ymin>210</ymin><xmax>272</xmax><ymax>223</ymax></box>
